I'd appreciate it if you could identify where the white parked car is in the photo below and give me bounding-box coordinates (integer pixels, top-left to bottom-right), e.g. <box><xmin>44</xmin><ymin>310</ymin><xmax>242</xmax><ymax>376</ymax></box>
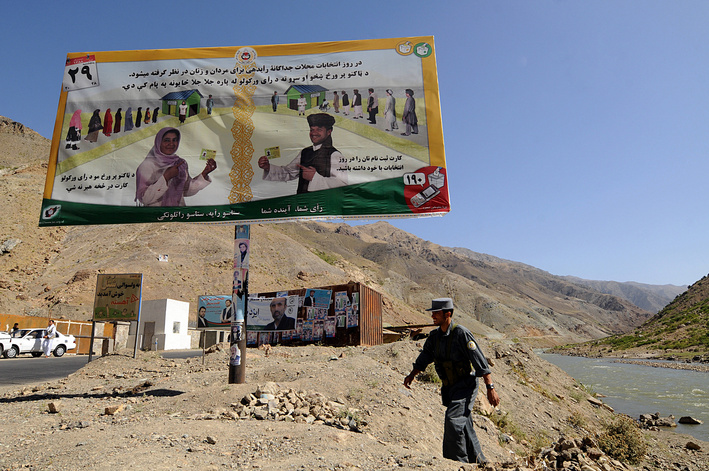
<box><xmin>4</xmin><ymin>328</ymin><xmax>77</xmax><ymax>358</ymax></box>
<box><xmin>0</xmin><ymin>331</ymin><xmax>11</xmax><ymax>357</ymax></box>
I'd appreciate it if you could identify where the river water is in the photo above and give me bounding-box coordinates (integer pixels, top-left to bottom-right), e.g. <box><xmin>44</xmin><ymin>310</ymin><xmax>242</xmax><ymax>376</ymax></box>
<box><xmin>538</xmin><ymin>353</ymin><xmax>708</xmax><ymax>442</ymax></box>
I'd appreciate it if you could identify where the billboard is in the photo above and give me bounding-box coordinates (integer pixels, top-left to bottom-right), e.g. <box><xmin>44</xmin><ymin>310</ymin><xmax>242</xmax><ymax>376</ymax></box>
<box><xmin>247</xmin><ymin>295</ymin><xmax>300</xmax><ymax>332</ymax></box>
<box><xmin>93</xmin><ymin>273</ymin><xmax>142</xmax><ymax>321</ymax></box>
<box><xmin>41</xmin><ymin>37</ymin><xmax>448</xmax><ymax>226</ymax></box>
<box><xmin>196</xmin><ymin>295</ymin><xmax>235</xmax><ymax>328</ymax></box>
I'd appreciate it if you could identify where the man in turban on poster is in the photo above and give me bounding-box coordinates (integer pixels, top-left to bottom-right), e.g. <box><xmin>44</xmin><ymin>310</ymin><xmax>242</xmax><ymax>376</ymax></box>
<box><xmin>221</xmin><ymin>299</ymin><xmax>235</xmax><ymax>323</ymax></box>
<box><xmin>257</xmin><ymin>113</ymin><xmax>347</xmax><ymax>194</ymax></box>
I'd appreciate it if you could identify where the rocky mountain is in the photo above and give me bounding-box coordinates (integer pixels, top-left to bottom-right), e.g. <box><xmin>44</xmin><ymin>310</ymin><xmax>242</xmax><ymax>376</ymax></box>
<box><xmin>560</xmin><ymin>276</ymin><xmax>685</xmax><ymax>313</ymax></box>
<box><xmin>554</xmin><ymin>274</ymin><xmax>709</xmax><ymax>359</ymax></box>
<box><xmin>0</xmin><ymin>116</ymin><xmax>679</xmax><ymax>347</ymax></box>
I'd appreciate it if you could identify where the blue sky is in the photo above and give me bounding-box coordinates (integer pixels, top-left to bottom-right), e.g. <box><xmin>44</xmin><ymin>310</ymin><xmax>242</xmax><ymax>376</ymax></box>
<box><xmin>3</xmin><ymin>1</ymin><xmax>708</xmax><ymax>286</ymax></box>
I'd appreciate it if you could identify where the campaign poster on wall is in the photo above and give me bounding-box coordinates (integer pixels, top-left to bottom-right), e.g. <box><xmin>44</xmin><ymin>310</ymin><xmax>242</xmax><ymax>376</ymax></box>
<box><xmin>93</xmin><ymin>273</ymin><xmax>142</xmax><ymax>321</ymax></box>
<box><xmin>196</xmin><ymin>295</ymin><xmax>234</xmax><ymax>328</ymax></box>
<box><xmin>303</xmin><ymin>288</ymin><xmax>332</xmax><ymax>309</ymax></box>
<box><xmin>247</xmin><ymin>295</ymin><xmax>299</xmax><ymax>331</ymax></box>
<box><xmin>40</xmin><ymin>37</ymin><xmax>448</xmax><ymax>227</ymax></box>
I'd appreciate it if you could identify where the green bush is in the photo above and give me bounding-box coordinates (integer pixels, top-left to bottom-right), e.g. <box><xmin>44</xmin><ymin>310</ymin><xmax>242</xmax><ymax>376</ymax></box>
<box><xmin>567</xmin><ymin>411</ymin><xmax>587</xmax><ymax>429</ymax></box>
<box><xmin>487</xmin><ymin>410</ymin><xmax>526</xmax><ymax>444</ymax></box>
<box><xmin>313</xmin><ymin>249</ymin><xmax>338</xmax><ymax>265</ymax></box>
<box><xmin>597</xmin><ymin>416</ymin><xmax>647</xmax><ymax>465</ymax></box>
<box><xmin>417</xmin><ymin>364</ymin><xmax>441</xmax><ymax>384</ymax></box>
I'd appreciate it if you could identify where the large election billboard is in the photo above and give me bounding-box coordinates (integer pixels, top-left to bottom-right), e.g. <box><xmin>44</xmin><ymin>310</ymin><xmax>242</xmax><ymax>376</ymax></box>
<box><xmin>40</xmin><ymin>37</ymin><xmax>448</xmax><ymax>226</ymax></box>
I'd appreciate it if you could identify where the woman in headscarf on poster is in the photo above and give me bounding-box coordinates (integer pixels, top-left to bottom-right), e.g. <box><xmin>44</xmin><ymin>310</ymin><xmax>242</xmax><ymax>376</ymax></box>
<box><xmin>84</xmin><ymin>109</ymin><xmax>103</xmax><ymax>143</ymax></box>
<box><xmin>65</xmin><ymin>109</ymin><xmax>82</xmax><ymax>150</ymax></box>
<box><xmin>113</xmin><ymin>108</ymin><xmax>122</xmax><ymax>134</ymax></box>
<box><xmin>135</xmin><ymin>127</ymin><xmax>217</xmax><ymax>207</ymax></box>
<box><xmin>124</xmin><ymin>107</ymin><xmax>134</xmax><ymax>132</ymax></box>
<box><xmin>102</xmin><ymin>109</ymin><xmax>113</xmax><ymax>137</ymax></box>
<box><xmin>135</xmin><ymin>107</ymin><xmax>143</xmax><ymax>128</ymax></box>
<box><xmin>152</xmin><ymin>107</ymin><xmax>159</xmax><ymax>123</ymax></box>
<box><xmin>144</xmin><ymin>107</ymin><xmax>151</xmax><ymax>124</ymax></box>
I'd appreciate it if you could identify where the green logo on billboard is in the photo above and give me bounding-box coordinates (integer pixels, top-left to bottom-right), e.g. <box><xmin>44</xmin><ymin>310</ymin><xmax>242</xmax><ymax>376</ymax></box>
<box><xmin>414</xmin><ymin>43</ymin><xmax>433</xmax><ymax>58</ymax></box>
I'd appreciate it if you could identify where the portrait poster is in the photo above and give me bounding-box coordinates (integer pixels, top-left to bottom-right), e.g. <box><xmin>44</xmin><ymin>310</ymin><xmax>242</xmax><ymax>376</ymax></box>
<box><xmin>303</xmin><ymin>288</ymin><xmax>332</xmax><ymax>310</ymax></box>
<box><xmin>347</xmin><ymin>305</ymin><xmax>358</xmax><ymax>328</ymax></box>
<box><xmin>334</xmin><ymin>291</ymin><xmax>349</xmax><ymax>311</ymax></box>
<box><xmin>41</xmin><ymin>37</ymin><xmax>448</xmax><ymax>227</ymax></box>
<box><xmin>324</xmin><ymin>317</ymin><xmax>336</xmax><ymax>338</ymax></box>
<box><xmin>234</xmin><ymin>239</ymin><xmax>250</xmax><ymax>270</ymax></box>
<box><xmin>258</xmin><ymin>332</ymin><xmax>272</xmax><ymax>346</ymax></box>
<box><xmin>313</xmin><ymin>320</ymin><xmax>323</xmax><ymax>341</ymax></box>
<box><xmin>229</xmin><ymin>341</ymin><xmax>241</xmax><ymax>366</ymax></box>
<box><xmin>233</xmin><ymin>269</ymin><xmax>247</xmax><ymax>297</ymax></box>
<box><xmin>302</xmin><ymin>320</ymin><xmax>314</xmax><ymax>341</ymax></box>
<box><xmin>246</xmin><ymin>295</ymin><xmax>298</xmax><ymax>331</ymax></box>
<box><xmin>246</xmin><ymin>331</ymin><xmax>257</xmax><ymax>345</ymax></box>
<box><xmin>93</xmin><ymin>273</ymin><xmax>142</xmax><ymax>321</ymax></box>
<box><xmin>196</xmin><ymin>295</ymin><xmax>233</xmax><ymax>328</ymax></box>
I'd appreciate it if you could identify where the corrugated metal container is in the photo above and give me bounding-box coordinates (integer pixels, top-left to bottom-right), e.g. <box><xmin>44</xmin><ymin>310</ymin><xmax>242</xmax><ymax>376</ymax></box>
<box><xmin>357</xmin><ymin>283</ymin><xmax>383</xmax><ymax>346</ymax></box>
<box><xmin>252</xmin><ymin>281</ymin><xmax>382</xmax><ymax>347</ymax></box>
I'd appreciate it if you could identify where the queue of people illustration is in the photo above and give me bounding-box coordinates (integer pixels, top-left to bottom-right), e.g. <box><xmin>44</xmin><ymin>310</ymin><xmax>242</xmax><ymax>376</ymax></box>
<box><xmin>124</xmin><ymin>107</ymin><xmax>134</xmax><ymax>131</ymax></box>
<box><xmin>113</xmin><ymin>108</ymin><xmax>122</xmax><ymax>134</ymax></box>
<box><xmin>102</xmin><ymin>109</ymin><xmax>113</xmax><ymax>137</ymax></box>
<box><xmin>277</xmin><ymin>88</ymin><xmax>418</xmax><ymax>138</ymax></box>
<box><xmin>65</xmin><ymin>105</ymin><xmax>166</xmax><ymax>151</ymax></box>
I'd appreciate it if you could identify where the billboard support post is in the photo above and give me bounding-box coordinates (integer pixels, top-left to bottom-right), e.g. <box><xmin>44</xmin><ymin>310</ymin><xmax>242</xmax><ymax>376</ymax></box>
<box><xmin>229</xmin><ymin>224</ymin><xmax>250</xmax><ymax>383</ymax></box>
<box><xmin>87</xmin><ymin>320</ymin><xmax>96</xmax><ymax>363</ymax></box>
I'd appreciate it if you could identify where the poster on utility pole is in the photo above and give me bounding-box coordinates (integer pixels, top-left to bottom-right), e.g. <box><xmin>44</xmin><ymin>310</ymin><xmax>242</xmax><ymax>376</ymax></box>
<box><xmin>40</xmin><ymin>37</ymin><xmax>448</xmax><ymax>227</ymax></box>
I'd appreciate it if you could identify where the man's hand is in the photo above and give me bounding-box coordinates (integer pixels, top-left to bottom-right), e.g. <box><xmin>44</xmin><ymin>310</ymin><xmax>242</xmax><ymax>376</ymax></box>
<box><xmin>298</xmin><ymin>164</ymin><xmax>316</xmax><ymax>181</ymax></box>
<box><xmin>487</xmin><ymin>388</ymin><xmax>500</xmax><ymax>407</ymax></box>
<box><xmin>258</xmin><ymin>156</ymin><xmax>270</xmax><ymax>171</ymax></box>
<box><xmin>403</xmin><ymin>369</ymin><xmax>421</xmax><ymax>389</ymax></box>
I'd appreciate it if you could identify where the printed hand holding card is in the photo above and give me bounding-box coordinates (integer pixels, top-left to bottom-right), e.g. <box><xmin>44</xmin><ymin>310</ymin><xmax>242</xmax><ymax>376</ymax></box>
<box><xmin>265</xmin><ymin>146</ymin><xmax>280</xmax><ymax>159</ymax></box>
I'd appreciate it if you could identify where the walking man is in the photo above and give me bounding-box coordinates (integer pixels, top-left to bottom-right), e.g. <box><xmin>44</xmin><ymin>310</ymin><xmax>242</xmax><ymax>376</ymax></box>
<box><xmin>404</xmin><ymin>298</ymin><xmax>500</xmax><ymax>464</ymax></box>
<box><xmin>43</xmin><ymin>319</ymin><xmax>57</xmax><ymax>358</ymax></box>
<box><xmin>271</xmin><ymin>91</ymin><xmax>279</xmax><ymax>112</ymax></box>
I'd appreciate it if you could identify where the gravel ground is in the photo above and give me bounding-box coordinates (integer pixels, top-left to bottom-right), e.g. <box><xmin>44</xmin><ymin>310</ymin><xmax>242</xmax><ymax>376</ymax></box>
<box><xmin>0</xmin><ymin>340</ymin><xmax>706</xmax><ymax>471</ymax></box>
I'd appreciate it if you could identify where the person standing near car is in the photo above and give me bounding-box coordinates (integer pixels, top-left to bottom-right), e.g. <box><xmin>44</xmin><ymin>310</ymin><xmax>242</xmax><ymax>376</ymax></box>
<box><xmin>43</xmin><ymin>320</ymin><xmax>57</xmax><ymax>358</ymax></box>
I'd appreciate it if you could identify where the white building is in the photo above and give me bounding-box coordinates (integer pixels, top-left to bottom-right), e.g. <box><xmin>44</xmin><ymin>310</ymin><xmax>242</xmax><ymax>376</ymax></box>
<box><xmin>127</xmin><ymin>299</ymin><xmax>192</xmax><ymax>350</ymax></box>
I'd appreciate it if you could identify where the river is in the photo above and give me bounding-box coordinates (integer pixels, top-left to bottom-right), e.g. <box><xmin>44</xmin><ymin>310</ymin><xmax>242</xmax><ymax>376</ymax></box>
<box><xmin>538</xmin><ymin>353</ymin><xmax>708</xmax><ymax>442</ymax></box>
